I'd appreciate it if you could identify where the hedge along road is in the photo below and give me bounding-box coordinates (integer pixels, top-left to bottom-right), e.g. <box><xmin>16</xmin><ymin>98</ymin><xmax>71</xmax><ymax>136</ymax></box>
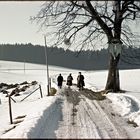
<box><xmin>33</xmin><ymin>86</ymin><xmax>129</xmax><ymax>139</ymax></box>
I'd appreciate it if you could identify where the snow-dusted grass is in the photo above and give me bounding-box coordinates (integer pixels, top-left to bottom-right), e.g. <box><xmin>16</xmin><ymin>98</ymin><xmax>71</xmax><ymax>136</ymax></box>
<box><xmin>0</xmin><ymin>60</ymin><xmax>140</xmax><ymax>138</ymax></box>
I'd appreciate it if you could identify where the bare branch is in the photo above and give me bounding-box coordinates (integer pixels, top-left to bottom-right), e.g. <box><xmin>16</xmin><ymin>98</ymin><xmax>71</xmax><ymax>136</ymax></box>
<box><xmin>31</xmin><ymin>0</ymin><xmax>140</xmax><ymax>52</ymax></box>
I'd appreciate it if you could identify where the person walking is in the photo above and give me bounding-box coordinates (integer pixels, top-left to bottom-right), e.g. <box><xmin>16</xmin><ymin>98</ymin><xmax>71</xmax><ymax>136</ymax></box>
<box><xmin>57</xmin><ymin>74</ymin><xmax>63</xmax><ymax>89</ymax></box>
<box><xmin>77</xmin><ymin>72</ymin><xmax>85</xmax><ymax>90</ymax></box>
<box><xmin>66</xmin><ymin>73</ymin><xmax>73</xmax><ymax>88</ymax></box>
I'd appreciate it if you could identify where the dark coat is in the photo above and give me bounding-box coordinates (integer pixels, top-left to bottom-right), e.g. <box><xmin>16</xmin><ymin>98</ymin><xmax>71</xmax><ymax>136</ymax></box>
<box><xmin>57</xmin><ymin>75</ymin><xmax>63</xmax><ymax>86</ymax></box>
<box><xmin>66</xmin><ymin>75</ymin><xmax>73</xmax><ymax>86</ymax></box>
<box><xmin>77</xmin><ymin>75</ymin><xmax>85</xmax><ymax>87</ymax></box>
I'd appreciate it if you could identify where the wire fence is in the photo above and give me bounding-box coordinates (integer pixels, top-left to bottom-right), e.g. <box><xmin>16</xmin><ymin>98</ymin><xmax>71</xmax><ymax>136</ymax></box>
<box><xmin>7</xmin><ymin>85</ymin><xmax>43</xmax><ymax>124</ymax></box>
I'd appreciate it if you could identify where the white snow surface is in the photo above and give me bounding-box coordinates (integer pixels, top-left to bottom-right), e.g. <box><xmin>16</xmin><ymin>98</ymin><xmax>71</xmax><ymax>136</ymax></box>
<box><xmin>0</xmin><ymin>60</ymin><xmax>140</xmax><ymax>138</ymax></box>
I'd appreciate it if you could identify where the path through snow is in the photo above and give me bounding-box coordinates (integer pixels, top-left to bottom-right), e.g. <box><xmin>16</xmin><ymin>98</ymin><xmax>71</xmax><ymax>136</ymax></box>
<box><xmin>31</xmin><ymin>86</ymin><xmax>129</xmax><ymax>139</ymax></box>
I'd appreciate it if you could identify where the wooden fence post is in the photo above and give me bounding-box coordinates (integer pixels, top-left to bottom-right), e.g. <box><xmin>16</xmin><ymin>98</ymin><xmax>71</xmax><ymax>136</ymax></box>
<box><xmin>8</xmin><ymin>95</ymin><xmax>13</xmax><ymax>124</ymax></box>
<box><xmin>39</xmin><ymin>85</ymin><xmax>43</xmax><ymax>98</ymax></box>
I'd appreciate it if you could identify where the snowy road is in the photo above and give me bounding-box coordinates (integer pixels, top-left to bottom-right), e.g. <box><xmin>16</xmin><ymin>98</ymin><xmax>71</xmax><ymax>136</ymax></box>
<box><xmin>1</xmin><ymin>61</ymin><xmax>140</xmax><ymax>139</ymax></box>
<box><xmin>37</xmin><ymin>86</ymin><xmax>129</xmax><ymax>139</ymax></box>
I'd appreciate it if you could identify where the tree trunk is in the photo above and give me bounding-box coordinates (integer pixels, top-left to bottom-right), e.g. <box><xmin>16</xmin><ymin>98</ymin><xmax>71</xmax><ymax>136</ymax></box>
<box><xmin>105</xmin><ymin>53</ymin><xmax>120</xmax><ymax>92</ymax></box>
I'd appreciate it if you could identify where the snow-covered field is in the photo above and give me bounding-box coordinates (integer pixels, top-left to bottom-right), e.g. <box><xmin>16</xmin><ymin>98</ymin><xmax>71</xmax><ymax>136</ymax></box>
<box><xmin>0</xmin><ymin>60</ymin><xmax>140</xmax><ymax>138</ymax></box>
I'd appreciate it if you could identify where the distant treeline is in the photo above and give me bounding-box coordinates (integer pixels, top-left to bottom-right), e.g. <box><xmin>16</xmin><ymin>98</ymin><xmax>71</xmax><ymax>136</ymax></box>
<box><xmin>0</xmin><ymin>43</ymin><xmax>140</xmax><ymax>70</ymax></box>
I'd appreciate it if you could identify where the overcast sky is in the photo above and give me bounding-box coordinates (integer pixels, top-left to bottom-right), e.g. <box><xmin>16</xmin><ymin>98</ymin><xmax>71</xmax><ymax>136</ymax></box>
<box><xmin>0</xmin><ymin>1</ymin><xmax>45</xmax><ymax>46</ymax></box>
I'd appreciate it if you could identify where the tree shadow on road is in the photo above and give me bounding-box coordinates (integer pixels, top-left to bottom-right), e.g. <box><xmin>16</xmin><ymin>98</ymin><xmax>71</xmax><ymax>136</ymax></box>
<box><xmin>81</xmin><ymin>88</ymin><xmax>106</xmax><ymax>101</ymax></box>
<box><xmin>64</xmin><ymin>88</ymin><xmax>81</xmax><ymax>106</ymax></box>
<box><xmin>64</xmin><ymin>87</ymin><xmax>106</xmax><ymax>107</ymax></box>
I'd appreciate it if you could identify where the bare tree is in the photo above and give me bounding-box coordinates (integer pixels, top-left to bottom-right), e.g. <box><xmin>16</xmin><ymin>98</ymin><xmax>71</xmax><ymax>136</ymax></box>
<box><xmin>31</xmin><ymin>1</ymin><xmax>140</xmax><ymax>92</ymax></box>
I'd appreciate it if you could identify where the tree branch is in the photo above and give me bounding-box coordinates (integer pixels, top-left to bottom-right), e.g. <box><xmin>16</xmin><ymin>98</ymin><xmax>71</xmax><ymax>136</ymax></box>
<box><xmin>85</xmin><ymin>0</ymin><xmax>113</xmax><ymax>41</ymax></box>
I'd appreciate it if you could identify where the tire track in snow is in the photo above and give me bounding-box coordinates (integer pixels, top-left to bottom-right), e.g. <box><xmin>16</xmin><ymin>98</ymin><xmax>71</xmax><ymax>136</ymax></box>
<box><xmin>80</xmin><ymin>89</ymin><xmax>129</xmax><ymax>138</ymax></box>
<box><xmin>67</xmin><ymin>90</ymin><xmax>119</xmax><ymax>138</ymax></box>
<box><xmin>37</xmin><ymin>86</ymin><xmax>129</xmax><ymax>139</ymax></box>
<box><xmin>61</xmin><ymin>87</ymin><xmax>128</xmax><ymax>139</ymax></box>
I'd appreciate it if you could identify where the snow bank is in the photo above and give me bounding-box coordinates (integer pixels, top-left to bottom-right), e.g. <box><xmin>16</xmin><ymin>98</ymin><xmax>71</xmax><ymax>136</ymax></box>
<box><xmin>107</xmin><ymin>93</ymin><xmax>140</xmax><ymax>126</ymax></box>
<box><xmin>1</xmin><ymin>95</ymin><xmax>61</xmax><ymax>138</ymax></box>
